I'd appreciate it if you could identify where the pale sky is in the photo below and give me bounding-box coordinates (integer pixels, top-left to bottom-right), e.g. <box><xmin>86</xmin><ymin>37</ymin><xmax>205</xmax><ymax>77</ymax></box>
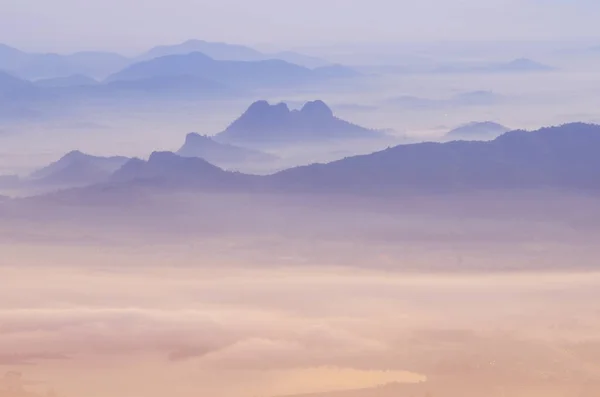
<box><xmin>0</xmin><ymin>0</ymin><xmax>598</xmax><ymax>54</ymax></box>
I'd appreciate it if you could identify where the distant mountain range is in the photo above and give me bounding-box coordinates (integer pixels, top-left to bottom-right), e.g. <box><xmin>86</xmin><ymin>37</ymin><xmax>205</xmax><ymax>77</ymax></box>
<box><xmin>136</xmin><ymin>39</ymin><xmax>330</xmax><ymax>68</ymax></box>
<box><xmin>445</xmin><ymin>121</ymin><xmax>510</xmax><ymax>141</ymax></box>
<box><xmin>0</xmin><ymin>40</ymin><xmax>332</xmax><ymax>82</ymax></box>
<box><xmin>0</xmin><ymin>44</ymin><xmax>129</xmax><ymax>80</ymax></box>
<box><xmin>0</xmin><ymin>46</ymin><xmax>357</xmax><ymax>106</ymax></box>
<box><xmin>39</xmin><ymin>123</ymin><xmax>600</xmax><ymax>199</ymax></box>
<box><xmin>214</xmin><ymin>100</ymin><xmax>383</xmax><ymax>145</ymax></box>
<box><xmin>270</xmin><ymin>123</ymin><xmax>600</xmax><ymax>193</ymax></box>
<box><xmin>106</xmin><ymin>52</ymin><xmax>357</xmax><ymax>89</ymax></box>
<box><xmin>177</xmin><ymin>133</ymin><xmax>278</xmax><ymax>166</ymax></box>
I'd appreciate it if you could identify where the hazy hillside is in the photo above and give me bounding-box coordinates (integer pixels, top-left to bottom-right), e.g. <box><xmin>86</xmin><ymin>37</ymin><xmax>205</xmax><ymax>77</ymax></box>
<box><xmin>106</xmin><ymin>52</ymin><xmax>355</xmax><ymax>90</ymax></box>
<box><xmin>37</xmin><ymin>122</ymin><xmax>600</xmax><ymax>199</ymax></box>
<box><xmin>137</xmin><ymin>39</ymin><xmax>330</xmax><ymax>68</ymax></box>
<box><xmin>445</xmin><ymin>121</ymin><xmax>510</xmax><ymax>141</ymax></box>
<box><xmin>0</xmin><ymin>44</ymin><xmax>129</xmax><ymax>79</ymax></box>
<box><xmin>177</xmin><ymin>133</ymin><xmax>278</xmax><ymax>167</ymax></box>
<box><xmin>30</xmin><ymin>150</ymin><xmax>130</xmax><ymax>186</ymax></box>
<box><xmin>272</xmin><ymin>123</ymin><xmax>600</xmax><ymax>193</ymax></box>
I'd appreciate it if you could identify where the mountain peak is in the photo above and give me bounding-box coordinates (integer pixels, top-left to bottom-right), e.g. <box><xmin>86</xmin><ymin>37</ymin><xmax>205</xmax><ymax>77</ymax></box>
<box><xmin>300</xmin><ymin>100</ymin><xmax>333</xmax><ymax>119</ymax></box>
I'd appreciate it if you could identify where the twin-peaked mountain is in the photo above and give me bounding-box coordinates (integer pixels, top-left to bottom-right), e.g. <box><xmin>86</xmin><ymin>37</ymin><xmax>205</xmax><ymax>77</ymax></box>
<box><xmin>214</xmin><ymin>100</ymin><xmax>383</xmax><ymax>145</ymax></box>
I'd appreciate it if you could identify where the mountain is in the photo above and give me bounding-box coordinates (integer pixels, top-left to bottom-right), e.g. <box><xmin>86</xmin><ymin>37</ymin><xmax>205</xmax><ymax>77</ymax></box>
<box><xmin>445</xmin><ymin>121</ymin><xmax>510</xmax><ymax>141</ymax></box>
<box><xmin>20</xmin><ymin>123</ymin><xmax>600</xmax><ymax>199</ymax></box>
<box><xmin>214</xmin><ymin>100</ymin><xmax>382</xmax><ymax>145</ymax></box>
<box><xmin>33</xmin><ymin>74</ymin><xmax>98</xmax><ymax>88</ymax></box>
<box><xmin>137</xmin><ymin>39</ymin><xmax>329</xmax><ymax>68</ymax></box>
<box><xmin>137</xmin><ymin>39</ymin><xmax>265</xmax><ymax>62</ymax></box>
<box><xmin>30</xmin><ymin>150</ymin><xmax>130</xmax><ymax>186</ymax></box>
<box><xmin>270</xmin><ymin>123</ymin><xmax>600</xmax><ymax>193</ymax></box>
<box><xmin>106</xmin><ymin>52</ymin><xmax>321</xmax><ymax>88</ymax></box>
<box><xmin>451</xmin><ymin>90</ymin><xmax>503</xmax><ymax>106</ymax></box>
<box><xmin>177</xmin><ymin>133</ymin><xmax>278</xmax><ymax>166</ymax></box>
<box><xmin>111</xmin><ymin>151</ymin><xmax>256</xmax><ymax>189</ymax></box>
<box><xmin>0</xmin><ymin>44</ymin><xmax>30</xmax><ymax>71</ymax></box>
<box><xmin>0</xmin><ymin>44</ymin><xmax>129</xmax><ymax>80</ymax></box>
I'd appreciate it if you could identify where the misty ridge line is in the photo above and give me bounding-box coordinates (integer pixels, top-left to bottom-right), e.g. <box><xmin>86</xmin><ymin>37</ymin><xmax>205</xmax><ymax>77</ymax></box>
<box><xmin>5</xmin><ymin>120</ymin><xmax>600</xmax><ymax>204</ymax></box>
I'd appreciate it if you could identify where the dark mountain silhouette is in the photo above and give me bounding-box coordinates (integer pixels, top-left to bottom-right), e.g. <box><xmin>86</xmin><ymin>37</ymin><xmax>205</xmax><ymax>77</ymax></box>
<box><xmin>137</xmin><ymin>39</ymin><xmax>329</xmax><ymax>68</ymax></box>
<box><xmin>445</xmin><ymin>121</ymin><xmax>510</xmax><ymax>141</ymax></box>
<box><xmin>30</xmin><ymin>150</ymin><xmax>130</xmax><ymax>186</ymax></box>
<box><xmin>106</xmin><ymin>52</ymin><xmax>353</xmax><ymax>88</ymax></box>
<box><xmin>177</xmin><ymin>133</ymin><xmax>278</xmax><ymax>165</ymax></box>
<box><xmin>34</xmin><ymin>74</ymin><xmax>98</xmax><ymax>88</ymax></box>
<box><xmin>270</xmin><ymin>123</ymin><xmax>600</xmax><ymax>193</ymax></box>
<box><xmin>214</xmin><ymin>100</ymin><xmax>382</xmax><ymax>145</ymax></box>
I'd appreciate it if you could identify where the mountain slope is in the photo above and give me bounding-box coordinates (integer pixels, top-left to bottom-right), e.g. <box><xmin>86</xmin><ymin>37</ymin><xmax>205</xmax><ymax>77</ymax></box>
<box><xmin>106</xmin><ymin>52</ymin><xmax>314</xmax><ymax>87</ymax></box>
<box><xmin>137</xmin><ymin>39</ymin><xmax>329</xmax><ymax>68</ymax></box>
<box><xmin>177</xmin><ymin>133</ymin><xmax>278</xmax><ymax>165</ymax></box>
<box><xmin>445</xmin><ymin>121</ymin><xmax>510</xmax><ymax>141</ymax></box>
<box><xmin>137</xmin><ymin>39</ymin><xmax>265</xmax><ymax>62</ymax></box>
<box><xmin>271</xmin><ymin>123</ymin><xmax>600</xmax><ymax>192</ymax></box>
<box><xmin>111</xmin><ymin>151</ymin><xmax>257</xmax><ymax>189</ymax></box>
<box><xmin>25</xmin><ymin>123</ymin><xmax>600</xmax><ymax>198</ymax></box>
<box><xmin>30</xmin><ymin>150</ymin><xmax>130</xmax><ymax>186</ymax></box>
